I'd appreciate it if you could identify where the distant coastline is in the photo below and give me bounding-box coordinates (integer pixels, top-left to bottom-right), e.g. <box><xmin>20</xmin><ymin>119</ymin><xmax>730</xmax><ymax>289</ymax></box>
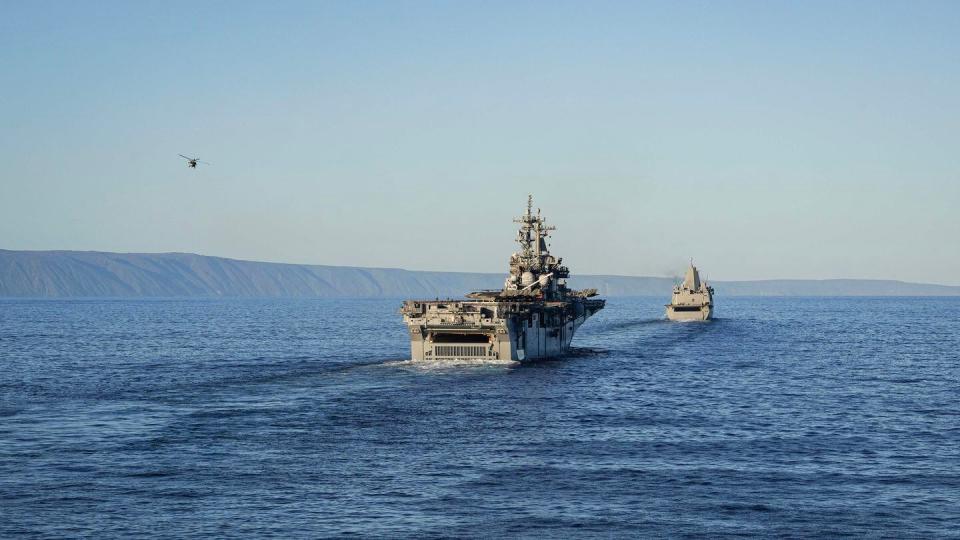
<box><xmin>2</xmin><ymin>249</ymin><xmax>959</xmax><ymax>298</ymax></box>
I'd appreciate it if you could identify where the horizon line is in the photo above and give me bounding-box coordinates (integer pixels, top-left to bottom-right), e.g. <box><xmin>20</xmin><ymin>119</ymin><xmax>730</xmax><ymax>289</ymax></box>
<box><xmin>3</xmin><ymin>248</ymin><xmax>958</xmax><ymax>288</ymax></box>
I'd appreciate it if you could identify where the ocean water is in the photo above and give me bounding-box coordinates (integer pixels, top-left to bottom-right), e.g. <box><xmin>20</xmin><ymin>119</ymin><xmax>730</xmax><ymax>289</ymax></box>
<box><xmin>1</xmin><ymin>297</ymin><xmax>958</xmax><ymax>538</ymax></box>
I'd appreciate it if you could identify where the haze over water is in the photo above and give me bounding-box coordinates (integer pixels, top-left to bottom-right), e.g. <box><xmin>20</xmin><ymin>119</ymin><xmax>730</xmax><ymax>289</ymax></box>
<box><xmin>2</xmin><ymin>297</ymin><xmax>958</xmax><ymax>537</ymax></box>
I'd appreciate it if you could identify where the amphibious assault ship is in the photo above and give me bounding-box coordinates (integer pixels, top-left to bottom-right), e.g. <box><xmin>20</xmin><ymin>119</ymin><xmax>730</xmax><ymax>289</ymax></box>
<box><xmin>666</xmin><ymin>262</ymin><xmax>714</xmax><ymax>321</ymax></box>
<box><xmin>400</xmin><ymin>196</ymin><xmax>605</xmax><ymax>361</ymax></box>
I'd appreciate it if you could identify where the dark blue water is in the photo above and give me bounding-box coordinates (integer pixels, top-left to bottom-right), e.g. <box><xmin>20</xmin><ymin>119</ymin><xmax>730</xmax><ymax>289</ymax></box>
<box><xmin>2</xmin><ymin>297</ymin><xmax>958</xmax><ymax>538</ymax></box>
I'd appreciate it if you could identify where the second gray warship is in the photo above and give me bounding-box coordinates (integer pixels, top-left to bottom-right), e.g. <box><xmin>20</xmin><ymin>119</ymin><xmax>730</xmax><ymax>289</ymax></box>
<box><xmin>666</xmin><ymin>262</ymin><xmax>714</xmax><ymax>321</ymax></box>
<box><xmin>400</xmin><ymin>196</ymin><xmax>605</xmax><ymax>361</ymax></box>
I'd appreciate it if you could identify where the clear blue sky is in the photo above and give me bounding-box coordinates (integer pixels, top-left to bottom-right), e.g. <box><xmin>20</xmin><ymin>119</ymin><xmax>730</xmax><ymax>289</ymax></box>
<box><xmin>2</xmin><ymin>1</ymin><xmax>958</xmax><ymax>284</ymax></box>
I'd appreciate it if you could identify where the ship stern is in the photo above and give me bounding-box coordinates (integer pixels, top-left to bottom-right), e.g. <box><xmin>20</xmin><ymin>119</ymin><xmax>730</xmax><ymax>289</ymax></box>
<box><xmin>400</xmin><ymin>300</ymin><xmax>515</xmax><ymax>361</ymax></box>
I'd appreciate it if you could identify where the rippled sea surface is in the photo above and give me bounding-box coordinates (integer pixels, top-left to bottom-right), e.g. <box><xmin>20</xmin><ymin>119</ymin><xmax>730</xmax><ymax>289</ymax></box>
<box><xmin>1</xmin><ymin>297</ymin><xmax>959</xmax><ymax>538</ymax></box>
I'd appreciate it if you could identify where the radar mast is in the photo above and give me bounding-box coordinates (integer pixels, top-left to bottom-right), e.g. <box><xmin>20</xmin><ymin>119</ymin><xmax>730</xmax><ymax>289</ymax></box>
<box><xmin>513</xmin><ymin>194</ymin><xmax>556</xmax><ymax>272</ymax></box>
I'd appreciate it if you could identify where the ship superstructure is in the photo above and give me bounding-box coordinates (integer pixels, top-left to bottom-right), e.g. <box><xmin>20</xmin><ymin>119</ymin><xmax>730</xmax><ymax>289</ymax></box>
<box><xmin>400</xmin><ymin>196</ymin><xmax>605</xmax><ymax>361</ymax></box>
<box><xmin>666</xmin><ymin>262</ymin><xmax>714</xmax><ymax>321</ymax></box>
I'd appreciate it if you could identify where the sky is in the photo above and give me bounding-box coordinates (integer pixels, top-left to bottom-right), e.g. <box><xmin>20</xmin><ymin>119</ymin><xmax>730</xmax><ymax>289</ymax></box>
<box><xmin>1</xmin><ymin>1</ymin><xmax>958</xmax><ymax>284</ymax></box>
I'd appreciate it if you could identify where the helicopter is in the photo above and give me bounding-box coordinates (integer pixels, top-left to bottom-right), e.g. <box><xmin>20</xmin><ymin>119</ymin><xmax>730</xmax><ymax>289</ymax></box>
<box><xmin>179</xmin><ymin>154</ymin><xmax>210</xmax><ymax>168</ymax></box>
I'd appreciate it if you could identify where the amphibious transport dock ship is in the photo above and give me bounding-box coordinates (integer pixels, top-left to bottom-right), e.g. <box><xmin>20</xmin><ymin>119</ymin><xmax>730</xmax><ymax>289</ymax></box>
<box><xmin>666</xmin><ymin>262</ymin><xmax>714</xmax><ymax>321</ymax></box>
<box><xmin>400</xmin><ymin>197</ymin><xmax>605</xmax><ymax>361</ymax></box>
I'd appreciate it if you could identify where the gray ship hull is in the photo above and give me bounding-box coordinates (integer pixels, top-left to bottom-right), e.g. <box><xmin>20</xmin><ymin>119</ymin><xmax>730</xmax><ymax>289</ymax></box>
<box><xmin>665</xmin><ymin>304</ymin><xmax>713</xmax><ymax>321</ymax></box>
<box><xmin>402</xmin><ymin>299</ymin><xmax>604</xmax><ymax>361</ymax></box>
